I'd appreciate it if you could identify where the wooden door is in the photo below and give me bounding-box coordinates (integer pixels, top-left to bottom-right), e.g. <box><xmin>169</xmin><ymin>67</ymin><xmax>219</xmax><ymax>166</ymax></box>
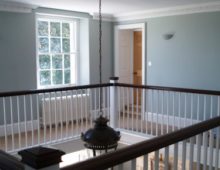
<box><xmin>133</xmin><ymin>31</ymin><xmax>142</xmax><ymax>104</ymax></box>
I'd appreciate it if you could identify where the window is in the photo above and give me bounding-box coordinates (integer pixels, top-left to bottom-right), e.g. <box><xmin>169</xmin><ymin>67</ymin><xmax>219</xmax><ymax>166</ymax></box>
<box><xmin>37</xmin><ymin>15</ymin><xmax>78</xmax><ymax>88</ymax></box>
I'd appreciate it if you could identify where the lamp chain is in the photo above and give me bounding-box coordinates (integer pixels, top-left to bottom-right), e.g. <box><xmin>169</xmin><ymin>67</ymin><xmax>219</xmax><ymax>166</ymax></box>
<box><xmin>99</xmin><ymin>0</ymin><xmax>103</xmax><ymax>114</ymax></box>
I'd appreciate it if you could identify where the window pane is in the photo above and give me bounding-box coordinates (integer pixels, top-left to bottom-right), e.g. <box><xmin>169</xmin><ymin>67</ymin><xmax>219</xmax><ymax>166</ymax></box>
<box><xmin>50</xmin><ymin>22</ymin><xmax>60</xmax><ymax>37</ymax></box>
<box><xmin>52</xmin><ymin>70</ymin><xmax>63</xmax><ymax>84</ymax></box>
<box><xmin>52</xmin><ymin>55</ymin><xmax>62</xmax><ymax>69</ymax></box>
<box><xmin>64</xmin><ymin>70</ymin><xmax>70</xmax><ymax>84</ymax></box>
<box><xmin>39</xmin><ymin>55</ymin><xmax>50</xmax><ymax>69</ymax></box>
<box><xmin>62</xmin><ymin>38</ymin><xmax>70</xmax><ymax>53</ymax></box>
<box><xmin>51</xmin><ymin>38</ymin><xmax>61</xmax><ymax>53</ymax></box>
<box><xmin>38</xmin><ymin>21</ymin><xmax>48</xmax><ymax>36</ymax></box>
<box><xmin>39</xmin><ymin>38</ymin><xmax>49</xmax><ymax>53</ymax></box>
<box><xmin>40</xmin><ymin>71</ymin><xmax>51</xmax><ymax>85</ymax></box>
<box><xmin>64</xmin><ymin>55</ymin><xmax>70</xmax><ymax>69</ymax></box>
<box><xmin>62</xmin><ymin>23</ymin><xmax>70</xmax><ymax>37</ymax></box>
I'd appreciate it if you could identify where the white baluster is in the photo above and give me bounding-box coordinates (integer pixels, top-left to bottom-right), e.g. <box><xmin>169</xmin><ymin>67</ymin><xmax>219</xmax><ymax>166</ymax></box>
<box><xmin>145</xmin><ymin>89</ymin><xmax>148</xmax><ymax>134</ymax></box>
<box><xmin>131</xmin><ymin>159</ymin><xmax>136</xmax><ymax>170</ymax></box>
<box><xmin>203</xmin><ymin>96</ymin><xmax>207</xmax><ymax>121</ymax></box>
<box><xmin>196</xmin><ymin>134</ymin><xmax>202</xmax><ymax>170</ymax></box>
<box><xmin>36</xmin><ymin>94</ymin><xmax>40</xmax><ymax>145</ymax></box>
<box><xmin>197</xmin><ymin>95</ymin><xmax>200</xmax><ymax>122</ymax></box>
<box><xmin>131</xmin><ymin>88</ymin><xmax>134</xmax><ymax>131</ymax></box>
<box><xmin>208</xmin><ymin>130</ymin><xmax>214</xmax><ymax>170</ymax></box>
<box><xmin>167</xmin><ymin>92</ymin><xmax>169</xmax><ymax>133</ymax></box>
<box><xmin>214</xmin><ymin>127</ymin><xmax>220</xmax><ymax>170</ymax></box>
<box><xmin>190</xmin><ymin>94</ymin><xmax>193</xmax><ymax>125</ymax></box>
<box><xmin>178</xmin><ymin>93</ymin><xmax>181</xmax><ymax>129</ymax></box>
<box><xmin>65</xmin><ymin>91</ymin><xmax>68</xmax><ymax>138</ymax></box>
<box><xmin>116</xmin><ymin>87</ymin><xmax>120</xmax><ymax>128</ymax></box>
<box><xmin>48</xmin><ymin>93</ymin><xmax>52</xmax><ymax>142</ymax></box>
<box><xmin>156</xmin><ymin>90</ymin><xmax>159</xmax><ymax>136</ymax></box>
<box><xmin>142</xmin><ymin>154</ymin><xmax>148</xmax><ymax>170</ymax></box>
<box><xmin>17</xmin><ymin>96</ymin><xmax>21</xmax><ymax>149</ymax></box>
<box><xmin>3</xmin><ymin>98</ymin><xmax>8</xmax><ymax>151</ymax></box>
<box><xmin>30</xmin><ymin>95</ymin><xmax>34</xmax><ymax>146</ymax></box>
<box><xmin>203</xmin><ymin>131</ymin><xmax>208</xmax><ymax>170</ymax></box>
<box><xmin>151</xmin><ymin>90</ymin><xmax>153</xmax><ymax>135</ymax></box>
<box><xmin>161</xmin><ymin>91</ymin><xmax>164</xmax><ymax>135</ymax></box>
<box><xmin>9</xmin><ymin>97</ymin><xmax>14</xmax><ymax>151</ymax></box>
<box><xmin>173</xmin><ymin>143</ymin><xmax>178</xmax><ymax>170</ymax></box>
<box><xmin>172</xmin><ymin>92</ymin><xmax>175</xmax><ymax>131</ymax></box>
<box><xmin>164</xmin><ymin>147</ymin><xmax>169</xmax><ymax>170</ymax></box>
<box><xmin>189</xmin><ymin>137</ymin><xmax>195</xmax><ymax>170</ymax></box>
<box><xmin>23</xmin><ymin>95</ymin><xmax>28</xmax><ymax>147</ymax></box>
<box><xmin>136</xmin><ymin>88</ymin><xmax>139</xmax><ymax>132</ymax></box>
<box><xmin>154</xmin><ymin>150</ymin><xmax>159</xmax><ymax>170</ymax></box>
<box><xmin>182</xmin><ymin>140</ymin><xmax>187</xmax><ymax>170</ymax></box>
<box><xmin>55</xmin><ymin>92</ymin><xmax>58</xmax><ymax>140</ymax></box>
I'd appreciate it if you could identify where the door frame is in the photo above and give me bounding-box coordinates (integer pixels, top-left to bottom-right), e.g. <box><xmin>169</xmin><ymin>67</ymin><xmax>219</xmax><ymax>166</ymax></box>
<box><xmin>114</xmin><ymin>23</ymin><xmax>146</xmax><ymax>85</ymax></box>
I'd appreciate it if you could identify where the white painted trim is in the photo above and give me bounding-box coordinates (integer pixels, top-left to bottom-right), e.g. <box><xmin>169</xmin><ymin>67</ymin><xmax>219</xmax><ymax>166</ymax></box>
<box><xmin>119</xmin><ymin>130</ymin><xmax>152</xmax><ymax>145</ymax></box>
<box><xmin>35</xmin><ymin>14</ymin><xmax>80</xmax><ymax>89</ymax></box>
<box><xmin>0</xmin><ymin>120</ymin><xmax>39</xmax><ymax>137</ymax></box>
<box><xmin>92</xmin><ymin>13</ymin><xmax>114</xmax><ymax>22</ymax></box>
<box><xmin>0</xmin><ymin>1</ymin><xmax>37</xmax><ymax>13</ymax></box>
<box><xmin>114</xmin><ymin>2</ymin><xmax>220</xmax><ymax>21</ymax></box>
<box><xmin>144</xmin><ymin>112</ymin><xmax>199</xmax><ymax>128</ymax></box>
<box><xmin>115</xmin><ymin>23</ymin><xmax>145</xmax><ymax>30</ymax></box>
<box><xmin>114</xmin><ymin>23</ymin><xmax>146</xmax><ymax>84</ymax></box>
<box><xmin>141</xmin><ymin>24</ymin><xmax>146</xmax><ymax>85</ymax></box>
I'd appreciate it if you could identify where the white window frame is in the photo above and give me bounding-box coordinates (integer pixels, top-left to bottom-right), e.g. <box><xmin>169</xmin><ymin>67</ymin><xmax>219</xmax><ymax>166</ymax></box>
<box><xmin>36</xmin><ymin>14</ymin><xmax>80</xmax><ymax>89</ymax></box>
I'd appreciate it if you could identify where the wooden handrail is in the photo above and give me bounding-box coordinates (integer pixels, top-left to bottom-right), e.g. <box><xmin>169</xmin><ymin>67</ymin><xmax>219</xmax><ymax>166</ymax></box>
<box><xmin>0</xmin><ymin>83</ymin><xmax>113</xmax><ymax>97</ymax></box>
<box><xmin>1</xmin><ymin>82</ymin><xmax>220</xmax><ymax>97</ymax></box>
<box><xmin>62</xmin><ymin>116</ymin><xmax>220</xmax><ymax>170</ymax></box>
<box><xmin>115</xmin><ymin>83</ymin><xmax>220</xmax><ymax>96</ymax></box>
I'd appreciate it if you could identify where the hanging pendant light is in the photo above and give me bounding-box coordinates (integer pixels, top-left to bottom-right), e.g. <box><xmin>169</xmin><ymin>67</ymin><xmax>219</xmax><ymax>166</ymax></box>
<box><xmin>81</xmin><ymin>0</ymin><xmax>120</xmax><ymax>156</ymax></box>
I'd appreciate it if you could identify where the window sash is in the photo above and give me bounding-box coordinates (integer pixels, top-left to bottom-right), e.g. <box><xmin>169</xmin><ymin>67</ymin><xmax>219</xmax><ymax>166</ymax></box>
<box><xmin>36</xmin><ymin>15</ymin><xmax>79</xmax><ymax>89</ymax></box>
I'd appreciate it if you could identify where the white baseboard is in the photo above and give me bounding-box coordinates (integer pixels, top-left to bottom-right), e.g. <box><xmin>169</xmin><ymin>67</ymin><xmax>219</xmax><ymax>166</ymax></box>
<box><xmin>89</xmin><ymin>108</ymin><xmax>110</xmax><ymax>117</ymax></box>
<box><xmin>0</xmin><ymin>120</ymin><xmax>39</xmax><ymax>137</ymax></box>
<box><xmin>144</xmin><ymin>112</ymin><xmax>199</xmax><ymax>128</ymax></box>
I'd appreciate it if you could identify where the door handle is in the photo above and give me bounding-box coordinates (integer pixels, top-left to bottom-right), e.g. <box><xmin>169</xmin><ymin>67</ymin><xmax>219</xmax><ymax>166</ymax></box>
<box><xmin>133</xmin><ymin>72</ymin><xmax>137</xmax><ymax>75</ymax></box>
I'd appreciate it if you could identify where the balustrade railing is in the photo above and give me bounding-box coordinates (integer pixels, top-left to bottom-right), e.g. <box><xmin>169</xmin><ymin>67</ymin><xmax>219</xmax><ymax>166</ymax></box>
<box><xmin>116</xmin><ymin>83</ymin><xmax>220</xmax><ymax>137</ymax></box>
<box><xmin>0</xmin><ymin>84</ymin><xmax>111</xmax><ymax>153</ymax></box>
<box><xmin>62</xmin><ymin>116</ymin><xmax>220</xmax><ymax>170</ymax></box>
<box><xmin>1</xmin><ymin>79</ymin><xmax>220</xmax><ymax>170</ymax></box>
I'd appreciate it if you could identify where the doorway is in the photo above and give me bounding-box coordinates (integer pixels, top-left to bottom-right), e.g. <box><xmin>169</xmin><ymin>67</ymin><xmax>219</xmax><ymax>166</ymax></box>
<box><xmin>114</xmin><ymin>23</ymin><xmax>145</xmax><ymax>85</ymax></box>
<box><xmin>114</xmin><ymin>23</ymin><xmax>145</xmax><ymax>105</ymax></box>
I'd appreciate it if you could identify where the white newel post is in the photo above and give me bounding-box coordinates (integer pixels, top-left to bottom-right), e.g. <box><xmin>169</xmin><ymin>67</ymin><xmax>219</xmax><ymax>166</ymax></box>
<box><xmin>110</xmin><ymin>77</ymin><xmax>119</xmax><ymax>128</ymax></box>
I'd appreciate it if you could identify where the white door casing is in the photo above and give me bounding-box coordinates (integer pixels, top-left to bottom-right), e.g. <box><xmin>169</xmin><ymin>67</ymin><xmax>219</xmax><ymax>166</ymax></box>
<box><xmin>114</xmin><ymin>23</ymin><xmax>146</xmax><ymax>84</ymax></box>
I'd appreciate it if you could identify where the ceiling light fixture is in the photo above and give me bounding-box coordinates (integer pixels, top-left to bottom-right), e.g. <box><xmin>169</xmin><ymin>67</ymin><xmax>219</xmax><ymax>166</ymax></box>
<box><xmin>81</xmin><ymin>0</ymin><xmax>120</xmax><ymax>156</ymax></box>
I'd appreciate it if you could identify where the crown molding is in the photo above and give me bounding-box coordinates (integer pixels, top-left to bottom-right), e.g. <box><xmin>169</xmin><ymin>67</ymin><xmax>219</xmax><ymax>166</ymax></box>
<box><xmin>113</xmin><ymin>2</ymin><xmax>220</xmax><ymax>22</ymax></box>
<box><xmin>92</xmin><ymin>13</ymin><xmax>114</xmax><ymax>22</ymax></box>
<box><xmin>0</xmin><ymin>1</ymin><xmax>38</xmax><ymax>13</ymax></box>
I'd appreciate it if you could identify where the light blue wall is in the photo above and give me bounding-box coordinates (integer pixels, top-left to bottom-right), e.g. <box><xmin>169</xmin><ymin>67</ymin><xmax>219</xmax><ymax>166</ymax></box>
<box><xmin>0</xmin><ymin>12</ymin><xmax>36</xmax><ymax>91</ymax></box>
<box><xmin>147</xmin><ymin>12</ymin><xmax>220</xmax><ymax>91</ymax></box>
<box><xmin>79</xmin><ymin>18</ymin><xmax>90</xmax><ymax>85</ymax></box>
<box><xmin>89</xmin><ymin>20</ymin><xmax>113</xmax><ymax>84</ymax></box>
<box><xmin>0</xmin><ymin>8</ymin><xmax>114</xmax><ymax>92</ymax></box>
<box><xmin>116</xmin><ymin>12</ymin><xmax>220</xmax><ymax>91</ymax></box>
<box><xmin>2</xmin><ymin>9</ymin><xmax>220</xmax><ymax>92</ymax></box>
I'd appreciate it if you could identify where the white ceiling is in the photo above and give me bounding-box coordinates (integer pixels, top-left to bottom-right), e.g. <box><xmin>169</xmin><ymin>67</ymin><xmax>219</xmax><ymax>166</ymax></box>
<box><xmin>2</xmin><ymin>0</ymin><xmax>220</xmax><ymax>16</ymax></box>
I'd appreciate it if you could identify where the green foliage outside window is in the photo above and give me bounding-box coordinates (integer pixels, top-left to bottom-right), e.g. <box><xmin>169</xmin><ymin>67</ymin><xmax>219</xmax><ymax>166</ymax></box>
<box><xmin>38</xmin><ymin>18</ymin><xmax>76</xmax><ymax>87</ymax></box>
